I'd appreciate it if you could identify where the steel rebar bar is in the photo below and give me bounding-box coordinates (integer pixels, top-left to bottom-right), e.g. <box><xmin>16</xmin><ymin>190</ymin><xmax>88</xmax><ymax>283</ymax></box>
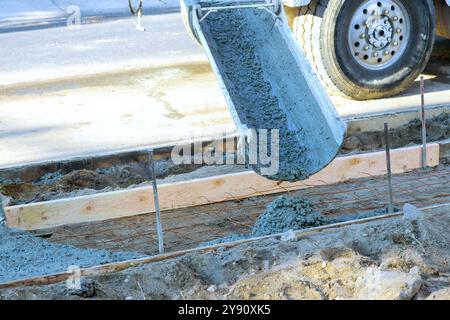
<box><xmin>420</xmin><ymin>76</ymin><xmax>427</xmax><ymax>168</ymax></box>
<box><xmin>0</xmin><ymin>197</ymin><xmax>8</xmax><ymax>236</ymax></box>
<box><xmin>149</xmin><ymin>150</ymin><xmax>164</xmax><ymax>254</ymax></box>
<box><xmin>384</xmin><ymin>123</ymin><xmax>394</xmax><ymax>214</ymax></box>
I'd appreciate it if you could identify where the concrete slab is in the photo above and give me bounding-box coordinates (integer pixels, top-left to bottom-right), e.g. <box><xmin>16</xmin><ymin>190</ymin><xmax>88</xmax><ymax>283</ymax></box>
<box><xmin>1</xmin><ymin>61</ymin><xmax>449</xmax><ymax>169</ymax></box>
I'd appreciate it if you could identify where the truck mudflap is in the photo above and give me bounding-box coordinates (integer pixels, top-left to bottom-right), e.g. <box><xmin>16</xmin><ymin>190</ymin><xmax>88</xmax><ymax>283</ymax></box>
<box><xmin>436</xmin><ymin>0</ymin><xmax>450</xmax><ymax>39</ymax></box>
<box><xmin>182</xmin><ymin>0</ymin><xmax>346</xmax><ymax>182</ymax></box>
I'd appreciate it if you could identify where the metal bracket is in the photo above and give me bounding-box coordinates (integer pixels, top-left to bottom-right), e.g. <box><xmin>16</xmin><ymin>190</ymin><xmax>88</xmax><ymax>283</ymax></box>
<box><xmin>199</xmin><ymin>9</ymin><xmax>217</xmax><ymax>23</ymax></box>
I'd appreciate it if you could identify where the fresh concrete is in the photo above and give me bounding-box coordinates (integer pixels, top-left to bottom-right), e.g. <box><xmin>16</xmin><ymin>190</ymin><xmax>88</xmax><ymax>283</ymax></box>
<box><xmin>251</xmin><ymin>195</ymin><xmax>326</xmax><ymax>236</ymax></box>
<box><xmin>0</xmin><ymin>230</ymin><xmax>145</xmax><ymax>283</ymax></box>
<box><xmin>204</xmin><ymin>194</ymin><xmax>390</xmax><ymax>245</ymax></box>
<box><xmin>201</xmin><ymin>8</ymin><xmax>344</xmax><ymax>181</ymax></box>
<box><xmin>0</xmin><ymin>13</ymin><xmax>204</xmax><ymax>86</ymax></box>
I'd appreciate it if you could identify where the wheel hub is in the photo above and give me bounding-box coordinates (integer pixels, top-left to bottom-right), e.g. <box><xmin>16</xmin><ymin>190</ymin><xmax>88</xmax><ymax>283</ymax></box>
<box><xmin>367</xmin><ymin>17</ymin><xmax>392</xmax><ymax>48</ymax></box>
<box><xmin>348</xmin><ymin>0</ymin><xmax>410</xmax><ymax>70</ymax></box>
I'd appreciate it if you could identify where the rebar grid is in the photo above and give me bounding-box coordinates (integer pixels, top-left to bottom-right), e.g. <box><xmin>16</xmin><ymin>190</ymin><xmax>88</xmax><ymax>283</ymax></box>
<box><xmin>39</xmin><ymin>165</ymin><xmax>449</xmax><ymax>255</ymax></box>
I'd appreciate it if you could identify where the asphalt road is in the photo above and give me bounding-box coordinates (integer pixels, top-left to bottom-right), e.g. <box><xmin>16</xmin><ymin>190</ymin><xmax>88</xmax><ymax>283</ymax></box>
<box><xmin>0</xmin><ymin>13</ymin><xmax>204</xmax><ymax>86</ymax></box>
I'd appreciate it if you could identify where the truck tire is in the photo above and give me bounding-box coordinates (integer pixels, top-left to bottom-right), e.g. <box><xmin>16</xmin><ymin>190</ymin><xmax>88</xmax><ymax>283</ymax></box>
<box><xmin>292</xmin><ymin>0</ymin><xmax>436</xmax><ymax>100</ymax></box>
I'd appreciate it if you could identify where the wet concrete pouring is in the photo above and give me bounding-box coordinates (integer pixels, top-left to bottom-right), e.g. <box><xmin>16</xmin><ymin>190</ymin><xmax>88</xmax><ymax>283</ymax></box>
<box><xmin>201</xmin><ymin>8</ymin><xmax>342</xmax><ymax>181</ymax></box>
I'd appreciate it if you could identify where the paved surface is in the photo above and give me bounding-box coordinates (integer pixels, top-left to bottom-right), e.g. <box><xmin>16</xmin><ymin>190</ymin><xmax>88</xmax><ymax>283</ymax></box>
<box><xmin>0</xmin><ymin>13</ymin><xmax>449</xmax><ymax>168</ymax></box>
<box><xmin>0</xmin><ymin>13</ymin><xmax>203</xmax><ymax>86</ymax></box>
<box><xmin>0</xmin><ymin>0</ymin><xmax>179</xmax><ymax>32</ymax></box>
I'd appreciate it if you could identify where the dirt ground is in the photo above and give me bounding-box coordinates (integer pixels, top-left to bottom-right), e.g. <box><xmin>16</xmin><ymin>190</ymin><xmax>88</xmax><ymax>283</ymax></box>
<box><xmin>0</xmin><ymin>162</ymin><xmax>448</xmax><ymax>300</ymax></box>
<box><xmin>0</xmin><ymin>113</ymin><xmax>448</xmax><ymax>206</ymax></box>
<box><xmin>1</xmin><ymin>204</ymin><xmax>448</xmax><ymax>300</ymax></box>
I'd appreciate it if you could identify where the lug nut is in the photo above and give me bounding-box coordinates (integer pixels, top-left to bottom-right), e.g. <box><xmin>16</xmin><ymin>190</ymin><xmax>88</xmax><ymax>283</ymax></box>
<box><xmin>364</xmin><ymin>45</ymin><xmax>370</xmax><ymax>51</ymax></box>
<box><xmin>393</xmin><ymin>41</ymin><xmax>399</xmax><ymax>46</ymax></box>
<box><xmin>383</xmin><ymin>10</ymin><xmax>389</xmax><ymax>15</ymax></box>
<box><xmin>396</xmin><ymin>28</ymin><xmax>402</xmax><ymax>33</ymax></box>
<box><xmin>360</xmin><ymin>33</ymin><xmax>366</xmax><ymax>39</ymax></box>
<box><xmin>393</xmin><ymin>16</ymin><xmax>398</xmax><ymax>21</ymax></box>
<box><xmin>384</xmin><ymin>50</ymin><xmax>390</xmax><ymax>56</ymax></box>
<box><xmin>374</xmin><ymin>52</ymin><xmax>379</xmax><ymax>57</ymax></box>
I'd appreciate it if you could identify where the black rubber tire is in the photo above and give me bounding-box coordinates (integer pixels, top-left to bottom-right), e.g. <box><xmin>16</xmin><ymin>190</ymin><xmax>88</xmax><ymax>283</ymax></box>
<box><xmin>292</xmin><ymin>0</ymin><xmax>436</xmax><ymax>100</ymax></box>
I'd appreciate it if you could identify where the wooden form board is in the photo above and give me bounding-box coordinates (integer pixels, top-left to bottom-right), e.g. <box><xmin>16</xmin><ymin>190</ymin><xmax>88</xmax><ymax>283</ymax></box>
<box><xmin>4</xmin><ymin>144</ymin><xmax>440</xmax><ymax>231</ymax></box>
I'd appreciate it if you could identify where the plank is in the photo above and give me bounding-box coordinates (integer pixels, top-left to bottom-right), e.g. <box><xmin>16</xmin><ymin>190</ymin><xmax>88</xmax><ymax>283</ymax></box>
<box><xmin>4</xmin><ymin>144</ymin><xmax>440</xmax><ymax>230</ymax></box>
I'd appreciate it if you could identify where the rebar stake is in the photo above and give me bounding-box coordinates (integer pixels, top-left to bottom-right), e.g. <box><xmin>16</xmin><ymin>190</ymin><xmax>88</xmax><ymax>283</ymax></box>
<box><xmin>384</xmin><ymin>123</ymin><xmax>394</xmax><ymax>214</ymax></box>
<box><xmin>149</xmin><ymin>149</ymin><xmax>164</xmax><ymax>254</ymax></box>
<box><xmin>0</xmin><ymin>197</ymin><xmax>8</xmax><ymax>236</ymax></box>
<box><xmin>420</xmin><ymin>76</ymin><xmax>427</xmax><ymax>169</ymax></box>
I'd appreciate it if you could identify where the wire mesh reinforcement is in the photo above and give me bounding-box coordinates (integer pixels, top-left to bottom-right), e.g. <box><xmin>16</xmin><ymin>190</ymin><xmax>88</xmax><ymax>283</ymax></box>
<box><xmin>33</xmin><ymin>165</ymin><xmax>450</xmax><ymax>255</ymax></box>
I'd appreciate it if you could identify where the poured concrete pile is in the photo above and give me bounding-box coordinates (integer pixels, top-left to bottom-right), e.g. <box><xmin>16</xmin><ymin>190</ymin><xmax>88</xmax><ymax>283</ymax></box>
<box><xmin>343</xmin><ymin>113</ymin><xmax>450</xmax><ymax>154</ymax></box>
<box><xmin>200</xmin><ymin>7</ymin><xmax>344</xmax><ymax>181</ymax></box>
<box><xmin>0</xmin><ymin>231</ymin><xmax>145</xmax><ymax>283</ymax></box>
<box><xmin>204</xmin><ymin>195</ymin><xmax>388</xmax><ymax>246</ymax></box>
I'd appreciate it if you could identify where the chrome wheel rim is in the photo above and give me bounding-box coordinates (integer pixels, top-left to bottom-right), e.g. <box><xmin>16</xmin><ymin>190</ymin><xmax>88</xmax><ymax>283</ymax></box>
<box><xmin>348</xmin><ymin>0</ymin><xmax>411</xmax><ymax>70</ymax></box>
